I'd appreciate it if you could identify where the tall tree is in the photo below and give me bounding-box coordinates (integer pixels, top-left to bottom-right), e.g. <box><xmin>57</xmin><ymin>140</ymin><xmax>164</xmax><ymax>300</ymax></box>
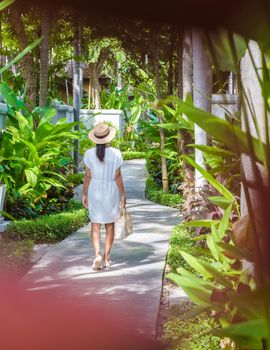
<box><xmin>8</xmin><ymin>4</ymin><xmax>37</xmax><ymax>107</ymax></box>
<box><xmin>176</xmin><ymin>28</ymin><xmax>194</xmax><ymax>181</ymax></box>
<box><xmin>73</xmin><ymin>23</ymin><xmax>81</xmax><ymax>173</ymax></box>
<box><xmin>192</xmin><ymin>28</ymin><xmax>212</xmax><ymax>190</ymax></box>
<box><xmin>151</xmin><ymin>36</ymin><xmax>169</xmax><ymax>193</ymax></box>
<box><xmin>39</xmin><ymin>7</ymin><xmax>51</xmax><ymax>107</ymax></box>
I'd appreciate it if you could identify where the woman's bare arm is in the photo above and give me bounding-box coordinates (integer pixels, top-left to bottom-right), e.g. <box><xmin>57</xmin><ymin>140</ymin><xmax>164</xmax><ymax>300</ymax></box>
<box><xmin>115</xmin><ymin>168</ymin><xmax>126</xmax><ymax>208</ymax></box>
<box><xmin>82</xmin><ymin>166</ymin><xmax>91</xmax><ymax>208</ymax></box>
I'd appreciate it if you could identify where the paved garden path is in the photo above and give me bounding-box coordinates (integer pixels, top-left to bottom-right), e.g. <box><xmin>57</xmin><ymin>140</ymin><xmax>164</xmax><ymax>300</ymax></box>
<box><xmin>23</xmin><ymin>159</ymin><xmax>180</xmax><ymax>338</ymax></box>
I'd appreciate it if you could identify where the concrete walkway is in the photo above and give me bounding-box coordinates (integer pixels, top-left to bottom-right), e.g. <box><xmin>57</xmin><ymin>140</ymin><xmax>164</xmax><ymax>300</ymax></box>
<box><xmin>23</xmin><ymin>159</ymin><xmax>180</xmax><ymax>338</ymax></box>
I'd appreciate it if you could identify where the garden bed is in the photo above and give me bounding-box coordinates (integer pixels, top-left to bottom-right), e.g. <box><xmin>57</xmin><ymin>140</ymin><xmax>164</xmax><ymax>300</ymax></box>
<box><xmin>1</xmin><ymin>200</ymin><xmax>88</xmax><ymax>277</ymax></box>
<box><xmin>145</xmin><ymin>176</ymin><xmax>183</xmax><ymax>208</ymax></box>
<box><xmin>158</xmin><ymin>223</ymin><xmax>233</xmax><ymax>350</ymax></box>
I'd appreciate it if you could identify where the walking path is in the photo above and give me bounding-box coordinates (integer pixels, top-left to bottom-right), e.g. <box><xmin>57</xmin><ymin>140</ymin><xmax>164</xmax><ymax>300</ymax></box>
<box><xmin>23</xmin><ymin>159</ymin><xmax>180</xmax><ymax>338</ymax></box>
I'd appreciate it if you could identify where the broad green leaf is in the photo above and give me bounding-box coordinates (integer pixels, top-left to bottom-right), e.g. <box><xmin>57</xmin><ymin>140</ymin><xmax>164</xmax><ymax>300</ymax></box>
<box><xmin>188</xmin><ymin>144</ymin><xmax>235</xmax><ymax>158</ymax></box>
<box><xmin>0</xmin><ymin>210</ymin><xmax>16</xmax><ymax>221</ymax></box>
<box><xmin>39</xmin><ymin>107</ymin><xmax>57</xmax><ymax>124</ymax></box>
<box><xmin>183</xmin><ymin>155</ymin><xmax>235</xmax><ymax>202</ymax></box>
<box><xmin>218</xmin><ymin>242</ymin><xmax>253</xmax><ymax>261</ymax></box>
<box><xmin>180</xmin><ymin>251</ymin><xmax>233</xmax><ymax>288</ymax></box>
<box><xmin>217</xmin><ymin>203</ymin><xmax>232</xmax><ymax>239</ymax></box>
<box><xmin>157</xmin><ymin>123</ymin><xmax>180</xmax><ymax>130</ymax></box>
<box><xmin>177</xmin><ymin>100</ymin><xmax>265</xmax><ymax>164</ymax></box>
<box><xmin>207</xmin><ymin>235</ymin><xmax>220</xmax><ymax>261</ymax></box>
<box><xmin>0</xmin><ymin>83</ymin><xmax>21</xmax><ymax>109</ymax></box>
<box><xmin>180</xmin><ymin>251</ymin><xmax>212</xmax><ymax>278</ymax></box>
<box><xmin>0</xmin><ymin>0</ymin><xmax>15</xmax><ymax>11</ymax></box>
<box><xmin>215</xmin><ymin>319</ymin><xmax>268</xmax><ymax>339</ymax></box>
<box><xmin>183</xmin><ymin>219</ymin><xmax>219</xmax><ymax>228</ymax></box>
<box><xmin>25</xmin><ymin>169</ymin><xmax>38</xmax><ymax>187</ymax></box>
<box><xmin>175</xmin><ymin>267</ymin><xmax>215</xmax><ymax>290</ymax></box>
<box><xmin>167</xmin><ymin>273</ymin><xmax>211</xmax><ymax>307</ymax></box>
<box><xmin>208</xmin><ymin>30</ymin><xmax>247</xmax><ymax>72</ymax></box>
<box><xmin>208</xmin><ymin>196</ymin><xmax>233</xmax><ymax>209</ymax></box>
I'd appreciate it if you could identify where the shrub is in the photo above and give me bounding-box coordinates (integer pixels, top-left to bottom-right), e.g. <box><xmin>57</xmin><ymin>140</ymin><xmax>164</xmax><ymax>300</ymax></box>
<box><xmin>146</xmin><ymin>151</ymin><xmax>184</xmax><ymax>194</ymax></box>
<box><xmin>67</xmin><ymin>172</ymin><xmax>85</xmax><ymax>186</ymax></box>
<box><xmin>167</xmin><ymin>226</ymin><xmax>198</xmax><ymax>271</ymax></box>
<box><xmin>5</xmin><ymin>208</ymin><xmax>88</xmax><ymax>244</ymax></box>
<box><xmin>122</xmin><ymin>151</ymin><xmax>146</xmax><ymax>160</ymax></box>
<box><xmin>0</xmin><ymin>239</ymin><xmax>34</xmax><ymax>276</ymax></box>
<box><xmin>0</xmin><ymin>83</ymin><xmax>79</xmax><ymax>219</ymax></box>
<box><xmin>163</xmin><ymin>303</ymin><xmax>221</xmax><ymax>350</ymax></box>
<box><xmin>145</xmin><ymin>176</ymin><xmax>182</xmax><ymax>208</ymax></box>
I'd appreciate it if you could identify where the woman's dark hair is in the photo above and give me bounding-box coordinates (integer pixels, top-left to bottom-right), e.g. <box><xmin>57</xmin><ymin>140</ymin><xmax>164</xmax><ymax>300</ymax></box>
<box><xmin>96</xmin><ymin>144</ymin><xmax>106</xmax><ymax>162</ymax></box>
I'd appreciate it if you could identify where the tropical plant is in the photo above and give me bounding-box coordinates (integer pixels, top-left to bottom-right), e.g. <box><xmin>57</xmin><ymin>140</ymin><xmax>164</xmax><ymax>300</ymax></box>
<box><xmin>0</xmin><ymin>83</ymin><xmax>79</xmax><ymax>219</ymax></box>
<box><xmin>166</xmin><ymin>32</ymin><xmax>270</xmax><ymax>349</ymax></box>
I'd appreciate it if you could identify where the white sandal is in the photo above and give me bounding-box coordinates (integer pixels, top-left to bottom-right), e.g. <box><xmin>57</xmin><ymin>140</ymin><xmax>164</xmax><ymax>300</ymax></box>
<box><xmin>92</xmin><ymin>255</ymin><xmax>103</xmax><ymax>270</ymax></box>
<box><xmin>103</xmin><ymin>259</ymin><xmax>112</xmax><ymax>268</ymax></box>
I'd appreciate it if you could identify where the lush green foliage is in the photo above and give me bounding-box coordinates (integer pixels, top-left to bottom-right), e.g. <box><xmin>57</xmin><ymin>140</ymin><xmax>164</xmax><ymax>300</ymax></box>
<box><xmin>122</xmin><ymin>151</ymin><xmax>146</xmax><ymax>160</ymax></box>
<box><xmin>66</xmin><ymin>172</ymin><xmax>85</xmax><ymax>187</ymax></box>
<box><xmin>145</xmin><ymin>176</ymin><xmax>182</xmax><ymax>208</ymax></box>
<box><xmin>0</xmin><ymin>83</ymin><xmax>80</xmax><ymax>219</ymax></box>
<box><xmin>165</xmin><ymin>42</ymin><xmax>270</xmax><ymax>347</ymax></box>
<box><xmin>163</xmin><ymin>304</ymin><xmax>222</xmax><ymax>350</ymax></box>
<box><xmin>146</xmin><ymin>151</ymin><xmax>184</xmax><ymax>194</ymax></box>
<box><xmin>5</xmin><ymin>205</ymin><xmax>88</xmax><ymax>243</ymax></box>
<box><xmin>167</xmin><ymin>225</ymin><xmax>201</xmax><ymax>272</ymax></box>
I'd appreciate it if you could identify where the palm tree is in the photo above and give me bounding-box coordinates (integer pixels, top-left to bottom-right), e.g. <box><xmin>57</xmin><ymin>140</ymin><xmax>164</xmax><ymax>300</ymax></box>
<box><xmin>192</xmin><ymin>28</ymin><xmax>212</xmax><ymax>190</ymax></box>
<box><xmin>39</xmin><ymin>7</ymin><xmax>50</xmax><ymax>107</ymax></box>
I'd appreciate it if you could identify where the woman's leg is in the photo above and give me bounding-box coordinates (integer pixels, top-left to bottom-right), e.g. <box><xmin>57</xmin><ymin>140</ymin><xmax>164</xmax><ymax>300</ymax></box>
<box><xmin>104</xmin><ymin>223</ymin><xmax>114</xmax><ymax>261</ymax></box>
<box><xmin>91</xmin><ymin>222</ymin><xmax>101</xmax><ymax>257</ymax></box>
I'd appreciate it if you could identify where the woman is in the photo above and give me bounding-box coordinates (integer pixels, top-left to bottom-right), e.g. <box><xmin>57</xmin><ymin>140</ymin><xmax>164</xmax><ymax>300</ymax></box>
<box><xmin>82</xmin><ymin>123</ymin><xmax>126</xmax><ymax>270</ymax></box>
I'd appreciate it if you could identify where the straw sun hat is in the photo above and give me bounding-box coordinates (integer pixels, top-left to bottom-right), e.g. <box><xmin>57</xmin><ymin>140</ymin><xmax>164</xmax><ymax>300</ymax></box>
<box><xmin>88</xmin><ymin>123</ymin><xmax>116</xmax><ymax>144</ymax></box>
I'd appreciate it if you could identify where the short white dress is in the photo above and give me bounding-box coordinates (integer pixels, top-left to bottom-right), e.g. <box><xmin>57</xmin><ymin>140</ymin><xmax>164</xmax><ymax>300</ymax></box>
<box><xmin>83</xmin><ymin>147</ymin><xmax>123</xmax><ymax>224</ymax></box>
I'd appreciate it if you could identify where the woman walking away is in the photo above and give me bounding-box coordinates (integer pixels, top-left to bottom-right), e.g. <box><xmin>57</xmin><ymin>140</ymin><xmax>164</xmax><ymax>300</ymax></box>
<box><xmin>82</xmin><ymin>123</ymin><xmax>126</xmax><ymax>270</ymax></box>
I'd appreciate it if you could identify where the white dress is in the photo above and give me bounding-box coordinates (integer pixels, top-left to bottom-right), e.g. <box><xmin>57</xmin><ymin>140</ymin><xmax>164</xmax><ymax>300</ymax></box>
<box><xmin>83</xmin><ymin>147</ymin><xmax>123</xmax><ymax>224</ymax></box>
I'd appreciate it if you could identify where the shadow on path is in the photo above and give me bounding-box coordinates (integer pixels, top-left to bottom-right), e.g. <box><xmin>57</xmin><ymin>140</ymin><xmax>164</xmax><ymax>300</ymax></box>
<box><xmin>23</xmin><ymin>159</ymin><xmax>181</xmax><ymax>339</ymax></box>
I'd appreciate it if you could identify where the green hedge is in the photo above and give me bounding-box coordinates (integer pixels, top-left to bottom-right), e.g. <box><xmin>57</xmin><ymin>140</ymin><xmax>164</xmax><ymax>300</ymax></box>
<box><xmin>5</xmin><ymin>207</ymin><xmax>88</xmax><ymax>244</ymax></box>
<box><xmin>122</xmin><ymin>151</ymin><xmax>147</xmax><ymax>160</ymax></box>
<box><xmin>145</xmin><ymin>176</ymin><xmax>182</xmax><ymax>208</ymax></box>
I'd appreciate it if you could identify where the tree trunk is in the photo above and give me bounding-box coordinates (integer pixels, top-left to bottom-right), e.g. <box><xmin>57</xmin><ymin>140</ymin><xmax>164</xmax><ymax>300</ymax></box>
<box><xmin>117</xmin><ymin>62</ymin><xmax>122</xmax><ymax>90</ymax></box>
<box><xmin>167</xmin><ymin>32</ymin><xmax>175</xmax><ymax>96</ymax></box>
<box><xmin>9</xmin><ymin>7</ymin><xmax>37</xmax><ymax>108</ymax></box>
<box><xmin>192</xmin><ymin>28</ymin><xmax>212</xmax><ymax>190</ymax></box>
<box><xmin>240</xmin><ymin>41</ymin><xmax>268</xmax><ymax>215</ymax></box>
<box><xmin>176</xmin><ymin>29</ymin><xmax>194</xmax><ymax>181</ymax></box>
<box><xmin>89</xmin><ymin>63</ymin><xmax>100</xmax><ymax>109</ymax></box>
<box><xmin>73</xmin><ymin>24</ymin><xmax>81</xmax><ymax>173</ymax></box>
<box><xmin>39</xmin><ymin>7</ymin><xmax>50</xmax><ymax>107</ymax></box>
<box><xmin>183</xmin><ymin>28</ymin><xmax>193</xmax><ymax>101</ymax></box>
<box><xmin>152</xmin><ymin>43</ymin><xmax>169</xmax><ymax>193</ymax></box>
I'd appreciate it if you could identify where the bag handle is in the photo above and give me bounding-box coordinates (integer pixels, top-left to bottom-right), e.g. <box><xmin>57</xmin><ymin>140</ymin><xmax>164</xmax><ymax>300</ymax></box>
<box><xmin>120</xmin><ymin>206</ymin><xmax>127</xmax><ymax>216</ymax></box>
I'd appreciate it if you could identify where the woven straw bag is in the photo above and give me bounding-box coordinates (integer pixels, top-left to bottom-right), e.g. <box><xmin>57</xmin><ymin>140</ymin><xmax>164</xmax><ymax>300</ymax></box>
<box><xmin>114</xmin><ymin>207</ymin><xmax>133</xmax><ymax>240</ymax></box>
